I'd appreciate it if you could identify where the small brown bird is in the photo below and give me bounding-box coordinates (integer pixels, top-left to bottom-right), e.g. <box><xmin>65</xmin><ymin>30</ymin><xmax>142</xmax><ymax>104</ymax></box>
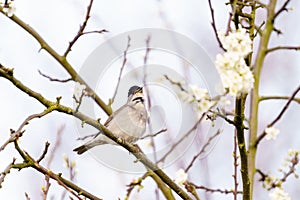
<box><xmin>73</xmin><ymin>86</ymin><xmax>147</xmax><ymax>154</ymax></box>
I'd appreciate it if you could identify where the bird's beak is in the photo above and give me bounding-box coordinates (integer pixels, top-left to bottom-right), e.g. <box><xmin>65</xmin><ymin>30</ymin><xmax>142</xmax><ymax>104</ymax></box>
<box><xmin>136</xmin><ymin>87</ymin><xmax>143</xmax><ymax>94</ymax></box>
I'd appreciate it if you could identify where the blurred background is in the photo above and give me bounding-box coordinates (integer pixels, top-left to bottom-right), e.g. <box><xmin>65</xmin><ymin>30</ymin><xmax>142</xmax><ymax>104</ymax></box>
<box><xmin>0</xmin><ymin>0</ymin><xmax>300</xmax><ymax>199</ymax></box>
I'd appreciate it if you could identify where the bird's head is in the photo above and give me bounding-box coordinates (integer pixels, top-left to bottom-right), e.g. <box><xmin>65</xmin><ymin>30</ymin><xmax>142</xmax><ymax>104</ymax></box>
<box><xmin>127</xmin><ymin>86</ymin><xmax>144</xmax><ymax>104</ymax></box>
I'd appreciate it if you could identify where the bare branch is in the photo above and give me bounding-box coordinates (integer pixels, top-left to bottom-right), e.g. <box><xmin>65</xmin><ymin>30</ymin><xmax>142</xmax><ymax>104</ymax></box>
<box><xmin>42</xmin><ymin>175</ymin><xmax>51</xmax><ymax>200</ymax></box>
<box><xmin>24</xmin><ymin>193</ymin><xmax>31</xmax><ymax>200</ymax></box>
<box><xmin>256</xmin><ymin>85</ymin><xmax>300</xmax><ymax>146</ymax></box>
<box><xmin>142</xmin><ymin>36</ymin><xmax>161</xmax><ymax>199</ymax></box>
<box><xmin>184</xmin><ymin>183</ymin><xmax>201</xmax><ymax>200</ymax></box>
<box><xmin>260</xmin><ymin>95</ymin><xmax>300</xmax><ymax>104</ymax></box>
<box><xmin>163</xmin><ymin>74</ymin><xmax>186</xmax><ymax>92</ymax></box>
<box><xmin>37</xmin><ymin>142</ymin><xmax>50</xmax><ymax>163</ymax></box>
<box><xmin>38</xmin><ymin>70</ymin><xmax>72</xmax><ymax>83</ymax></box>
<box><xmin>0</xmin><ymin>62</ymin><xmax>193</xmax><ymax>200</ymax></box>
<box><xmin>257</xmin><ymin>151</ymin><xmax>298</xmax><ymax>189</ymax></box>
<box><xmin>63</xmin><ymin>0</ymin><xmax>108</xmax><ymax>57</ymax></box>
<box><xmin>273</xmin><ymin>0</ymin><xmax>291</xmax><ymax>20</ymax></box>
<box><xmin>46</xmin><ymin>125</ymin><xmax>65</xmax><ymax>167</ymax></box>
<box><xmin>207</xmin><ymin>0</ymin><xmax>225</xmax><ymax>51</ymax></box>
<box><xmin>208</xmin><ymin>110</ymin><xmax>236</xmax><ymax>127</ymax></box>
<box><xmin>187</xmin><ymin>182</ymin><xmax>242</xmax><ymax>195</ymax></box>
<box><xmin>233</xmin><ymin>130</ymin><xmax>239</xmax><ymax>200</ymax></box>
<box><xmin>141</xmin><ymin>128</ymin><xmax>167</xmax><ymax>140</ymax></box>
<box><xmin>110</xmin><ymin>36</ymin><xmax>131</xmax><ymax>105</ymax></box>
<box><xmin>266</xmin><ymin>45</ymin><xmax>300</xmax><ymax>54</ymax></box>
<box><xmin>76</xmin><ymin>131</ymin><xmax>100</xmax><ymax>140</ymax></box>
<box><xmin>185</xmin><ymin>130</ymin><xmax>221</xmax><ymax>172</ymax></box>
<box><xmin>0</xmin><ymin>158</ymin><xmax>16</xmax><ymax>188</ymax></box>
<box><xmin>126</xmin><ymin>172</ymin><xmax>150</xmax><ymax>199</ymax></box>
<box><xmin>0</xmin><ymin>108</ymin><xmax>56</xmax><ymax>151</ymax></box>
<box><xmin>0</xmin><ymin>12</ymin><xmax>112</xmax><ymax>115</ymax></box>
<box><xmin>13</xmin><ymin>141</ymin><xmax>97</xmax><ymax>200</ymax></box>
<box><xmin>158</xmin><ymin>114</ymin><xmax>205</xmax><ymax>163</ymax></box>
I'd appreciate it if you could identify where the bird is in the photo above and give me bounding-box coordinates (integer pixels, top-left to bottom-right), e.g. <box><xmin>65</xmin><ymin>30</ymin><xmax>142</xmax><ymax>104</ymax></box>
<box><xmin>73</xmin><ymin>86</ymin><xmax>147</xmax><ymax>154</ymax></box>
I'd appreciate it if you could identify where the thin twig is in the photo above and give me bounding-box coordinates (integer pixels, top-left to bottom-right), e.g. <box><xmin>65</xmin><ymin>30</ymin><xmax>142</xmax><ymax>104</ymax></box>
<box><xmin>226</xmin><ymin>12</ymin><xmax>233</xmax><ymax>35</ymax></box>
<box><xmin>13</xmin><ymin>142</ymin><xmax>92</xmax><ymax>200</ymax></box>
<box><xmin>273</xmin><ymin>0</ymin><xmax>291</xmax><ymax>20</ymax></box>
<box><xmin>257</xmin><ymin>152</ymin><xmax>298</xmax><ymax>189</ymax></box>
<box><xmin>110</xmin><ymin>36</ymin><xmax>131</xmax><ymax>105</ymax></box>
<box><xmin>0</xmin><ymin>158</ymin><xmax>16</xmax><ymax>187</ymax></box>
<box><xmin>255</xmin><ymin>85</ymin><xmax>300</xmax><ymax>146</ymax></box>
<box><xmin>0</xmin><ymin>108</ymin><xmax>56</xmax><ymax>151</ymax></box>
<box><xmin>73</xmin><ymin>89</ymin><xmax>86</xmax><ymax>113</ymax></box>
<box><xmin>47</xmin><ymin>125</ymin><xmax>65</xmax><ymax>167</ymax></box>
<box><xmin>77</xmin><ymin>131</ymin><xmax>100</xmax><ymax>140</ymax></box>
<box><xmin>233</xmin><ymin>130</ymin><xmax>238</xmax><ymax>200</ymax></box>
<box><xmin>0</xmin><ymin>10</ymin><xmax>112</xmax><ymax>115</ymax></box>
<box><xmin>64</xmin><ymin>0</ymin><xmax>101</xmax><ymax>57</ymax></box>
<box><xmin>184</xmin><ymin>183</ymin><xmax>201</xmax><ymax>200</ymax></box>
<box><xmin>38</xmin><ymin>70</ymin><xmax>72</xmax><ymax>83</ymax></box>
<box><xmin>185</xmin><ymin>130</ymin><xmax>221</xmax><ymax>172</ymax></box>
<box><xmin>207</xmin><ymin>0</ymin><xmax>225</xmax><ymax>51</ymax></box>
<box><xmin>25</xmin><ymin>193</ymin><xmax>31</xmax><ymax>200</ymax></box>
<box><xmin>142</xmin><ymin>36</ymin><xmax>160</xmax><ymax>200</ymax></box>
<box><xmin>141</xmin><ymin>128</ymin><xmax>167</xmax><ymax>140</ymax></box>
<box><xmin>37</xmin><ymin>142</ymin><xmax>50</xmax><ymax>163</ymax></box>
<box><xmin>266</xmin><ymin>45</ymin><xmax>300</xmax><ymax>54</ymax></box>
<box><xmin>209</xmin><ymin>110</ymin><xmax>236</xmax><ymax>127</ymax></box>
<box><xmin>42</xmin><ymin>175</ymin><xmax>51</xmax><ymax>200</ymax></box>
<box><xmin>260</xmin><ymin>95</ymin><xmax>300</xmax><ymax>104</ymax></box>
<box><xmin>158</xmin><ymin>114</ymin><xmax>205</xmax><ymax>163</ymax></box>
<box><xmin>0</xmin><ymin>62</ymin><xmax>193</xmax><ymax>200</ymax></box>
<box><xmin>254</xmin><ymin>21</ymin><xmax>265</xmax><ymax>37</ymax></box>
<box><xmin>163</xmin><ymin>74</ymin><xmax>186</xmax><ymax>92</ymax></box>
<box><xmin>188</xmin><ymin>182</ymin><xmax>242</xmax><ymax>195</ymax></box>
<box><xmin>125</xmin><ymin>172</ymin><xmax>150</xmax><ymax>199</ymax></box>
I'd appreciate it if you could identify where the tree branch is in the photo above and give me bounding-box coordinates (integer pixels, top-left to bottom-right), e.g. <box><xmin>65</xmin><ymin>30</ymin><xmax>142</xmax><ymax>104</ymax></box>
<box><xmin>0</xmin><ymin>158</ymin><xmax>16</xmax><ymax>188</ymax></box>
<box><xmin>187</xmin><ymin>182</ymin><xmax>242</xmax><ymax>195</ymax></box>
<box><xmin>110</xmin><ymin>36</ymin><xmax>131</xmax><ymax>105</ymax></box>
<box><xmin>0</xmin><ymin>7</ymin><xmax>112</xmax><ymax>116</ymax></box>
<box><xmin>234</xmin><ymin>95</ymin><xmax>250</xmax><ymax>200</ymax></box>
<box><xmin>255</xmin><ymin>85</ymin><xmax>300</xmax><ymax>146</ymax></box>
<box><xmin>0</xmin><ymin>64</ymin><xmax>193</xmax><ymax>200</ymax></box>
<box><xmin>185</xmin><ymin>130</ymin><xmax>221</xmax><ymax>172</ymax></box>
<box><xmin>260</xmin><ymin>95</ymin><xmax>300</xmax><ymax>104</ymax></box>
<box><xmin>38</xmin><ymin>70</ymin><xmax>73</xmax><ymax>83</ymax></box>
<box><xmin>266</xmin><ymin>45</ymin><xmax>300</xmax><ymax>53</ymax></box>
<box><xmin>0</xmin><ymin>106</ymin><xmax>57</xmax><ymax>151</ymax></box>
<box><xmin>207</xmin><ymin>0</ymin><xmax>225</xmax><ymax>51</ymax></box>
<box><xmin>273</xmin><ymin>0</ymin><xmax>291</xmax><ymax>20</ymax></box>
<box><xmin>63</xmin><ymin>0</ymin><xmax>108</xmax><ymax>57</ymax></box>
<box><xmin>12</xmin><ymin>141</ymin><xmax>98</xmax><ymax>200</ymax></box>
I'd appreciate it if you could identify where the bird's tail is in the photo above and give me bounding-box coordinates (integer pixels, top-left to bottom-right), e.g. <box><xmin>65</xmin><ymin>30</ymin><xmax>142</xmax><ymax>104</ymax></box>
<box><xmin>73</xmin><ymin>140</ymin><xmax>107</xmax><ymax>155</ymax></box>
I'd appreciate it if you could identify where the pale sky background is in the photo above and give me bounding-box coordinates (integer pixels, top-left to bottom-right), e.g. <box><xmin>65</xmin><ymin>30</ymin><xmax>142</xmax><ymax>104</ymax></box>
<box><xmin>0</xmin><ymin>0</ymin><xmax>300</xmax><ymax>200</ymax></box>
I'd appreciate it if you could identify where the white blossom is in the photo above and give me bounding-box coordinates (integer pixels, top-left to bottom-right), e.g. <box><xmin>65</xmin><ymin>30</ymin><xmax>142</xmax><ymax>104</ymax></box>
<box><xmin>175</xmin><ymin>169</ymin><xmax>188</xmax><ymax>187</ymax></box>
<box><xmin>3</xmin><ymin>1</ymin><xmax>16</xmax><ymax>17</ymax></box>
<box><xmin>219</xmin><ymin>28</ymin><xmax>252</xmax><ymax>57</ymax></box>
<box><xmin>269</xmin><ymin>188</ymin><xmax>291</xmax><ymax>200</ymax></box>
<box><xmin>188</xmin><ymin>84</ymin><xmax>209</xmax><ymax>101</ymax></box>
<box><xmin>215</xmin><ymin>28</ymin><xmax>254</xmax><ymax>97</ymax></box>
<box><xmin>288</xmin><ymin>149</ymin><xmax>299</xmax><ymax>157</ymax></box>
<box><xmin>178</xmin><ymin>90</ymin><xmax>194</xmax><ymax>103</ymax></box>
<box><xmin>265</xmin><ymin>127</ymin><xmax>280</xmax><ymax>140</ymax></box>
<box><xmin>196</xmin><ymin>99</ymin><xmax>214</xmax><ymax>113</ymax></box>
<box><xmin>73</xmin><ymin>82</ymin><xmax>86</xmax><ymax>100</ymax></box>
<box><xmin>178</xmin><ymin>84</ymin><xmax>209</xmax><ymax>103</ymax></box>
<box><xmin>178</xmin><ymin>84</ymin><xmax>215</xmax><ymax>117</ymax></box>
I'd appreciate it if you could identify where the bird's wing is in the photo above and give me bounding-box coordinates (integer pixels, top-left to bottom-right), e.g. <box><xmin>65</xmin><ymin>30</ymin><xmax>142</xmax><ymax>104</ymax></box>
<box><xmin>103</xmin><ymin>104</ymin><xmax>126</xmax><ymax>127</ymax></box>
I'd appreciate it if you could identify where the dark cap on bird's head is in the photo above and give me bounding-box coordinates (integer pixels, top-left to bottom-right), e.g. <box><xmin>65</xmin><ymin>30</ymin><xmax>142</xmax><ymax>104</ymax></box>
<box><xmin>128</xmin><ymin>86</ymin><xmax>143</xmax><ymax>97</ymax></box>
